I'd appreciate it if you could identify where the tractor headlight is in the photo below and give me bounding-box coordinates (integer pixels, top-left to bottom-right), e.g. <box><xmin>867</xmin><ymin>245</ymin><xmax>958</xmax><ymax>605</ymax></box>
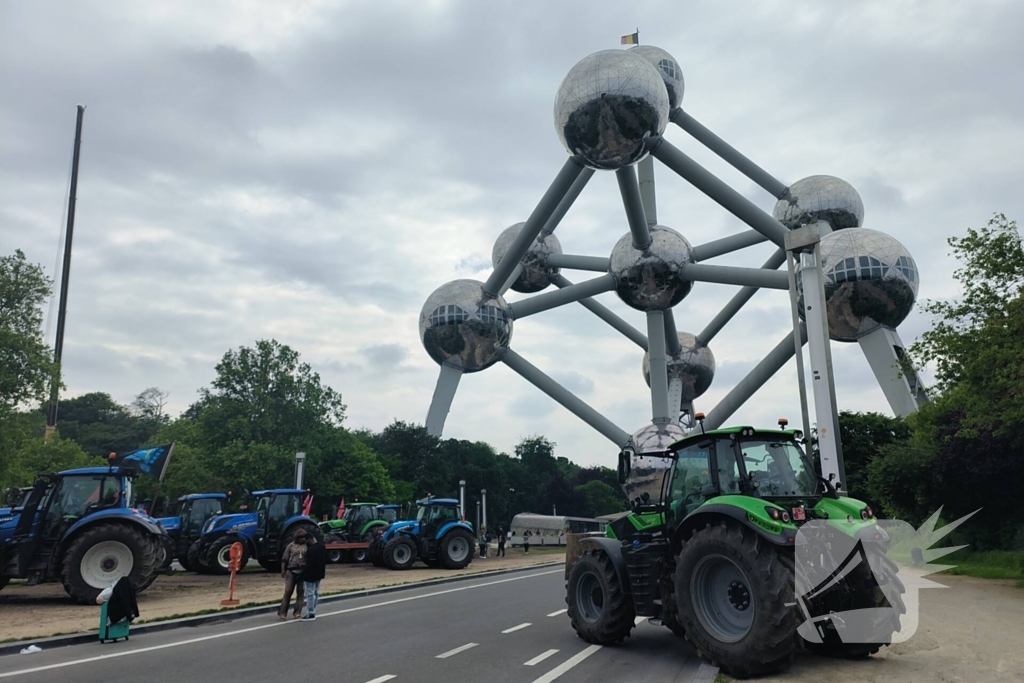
<box><xmin>860</xmin><ymin>506</ymin><xmax>874</xmax><ymax>520</ymax></box>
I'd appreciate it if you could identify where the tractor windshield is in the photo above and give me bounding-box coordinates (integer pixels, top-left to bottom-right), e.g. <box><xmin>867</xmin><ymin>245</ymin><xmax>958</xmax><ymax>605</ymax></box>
<box><xmin>416</xmin><ymin>505</ymin><xmax>428</xmax><ymax>522</ymax></box>
<box><xmin>738</xmin><ymin>439</ymin><xmax>816</xmax><ymax>498</ymax></box>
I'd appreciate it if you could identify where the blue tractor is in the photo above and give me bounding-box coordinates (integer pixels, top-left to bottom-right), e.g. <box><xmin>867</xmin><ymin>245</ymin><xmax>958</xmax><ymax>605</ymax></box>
<box><xmin>0</xmin><ymin>466</ymin><xmax>169</xmax><ymax>604</ymax></box>
<box><xmin>155</xmin><ymin>493</ymin><xmax>226</xmax><ymax>572</ymax></box>
<box><xmin>373</xmin><ymin>498</ymin><xmax>475</xmax><ymax>571</ymax></box>
<box><xmin>188</xmin><ymin>489</ymin><xmax>321</xmax><ymax>574</ymax></box>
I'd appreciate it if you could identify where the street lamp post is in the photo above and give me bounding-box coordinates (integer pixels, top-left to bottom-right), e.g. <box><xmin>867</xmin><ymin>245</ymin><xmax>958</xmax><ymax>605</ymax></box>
<box><xmin>481</xmin><ymin>489</ymin><xmax>487</xmax><ymax>532</ymax></box>
<box><xmin>294</xmin><ymin>452</ymin><xmax>306</xmax><ymax>489</ymax></box>
<box><xmin>459</xmin><ymin>479</ymin><xmax>466</xmax><ymax>522</ymax></box>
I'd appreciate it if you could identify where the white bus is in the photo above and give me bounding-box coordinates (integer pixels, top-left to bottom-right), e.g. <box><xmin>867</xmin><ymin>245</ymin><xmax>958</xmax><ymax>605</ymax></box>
<box><xmin>508</xmin><ymin>513</ymin><xmax>605</xmax><ymax>547</ymax></box>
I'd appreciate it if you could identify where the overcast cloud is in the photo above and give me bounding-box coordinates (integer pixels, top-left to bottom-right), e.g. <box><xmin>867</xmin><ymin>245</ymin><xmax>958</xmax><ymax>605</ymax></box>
<box><xmin>2</xmin><ymin>1</ymin><xmax>1023</xmax><ymax>466</ymax></box>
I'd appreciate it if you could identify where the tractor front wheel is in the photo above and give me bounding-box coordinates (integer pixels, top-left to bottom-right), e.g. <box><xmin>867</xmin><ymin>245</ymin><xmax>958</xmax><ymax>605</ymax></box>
<box><xmin>384</xmin><ymin>536</ymin><xmax>417</xmax><ymax>570</ymax></box>
<box><xmin>62</xmin><ymin>523</ymin><xmax>160</xmax><ymax>605</ymax></box>
<box><xmin>674</xmin><ymin>522</ymin><xmax>798</xmax><ymax>678</ymax></box>
<box><xmin>566</xmin><ymin>550</ymin><xmax>636</xmax><ymax>645</ymax></box>
<box><xmin>369</xmin><ymin>537</ymin><xmax>386</xmax><ymax>567</ymax></box>
<box><xmin>187</xmin><ymin>541</ymin><xmax>212</xmax><ymax>574</ymax></box>
<box><xmin>209</xmin><ymin>537</ymin><xmax>249</xmax><ymax>575</ymax></box>
<box><xmin>439</xmin><ymin>529</ymin><xmax>475</xmax><ymax>570</ymax></box>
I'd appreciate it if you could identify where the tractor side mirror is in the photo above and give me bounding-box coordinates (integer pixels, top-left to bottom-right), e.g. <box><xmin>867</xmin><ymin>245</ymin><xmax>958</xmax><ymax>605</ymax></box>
<box><xmin>617</xmin><ymin>449</ymin><xmax>633</xmax><ymax>485</ymax></box>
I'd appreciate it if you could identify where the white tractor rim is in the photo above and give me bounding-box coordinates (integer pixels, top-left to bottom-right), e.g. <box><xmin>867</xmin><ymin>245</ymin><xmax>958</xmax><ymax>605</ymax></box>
<box><xmin>447</xmin><ymin>536</ymin><xmax>469</xmax><ymax>563</ymax></box>
<box><xmin>217</xmin><ymin>544</ymin><xmax>233</xmax><ymax>569</ymax></box>
<box><xmin>81</xmin><ymin>540</ymin><xmax>135</xmax><ymax>589</ymax></box>
<box><xmin>394</xmin><ymin>544</ymin><xmax>413</xmax><ymax>564</ymax></box>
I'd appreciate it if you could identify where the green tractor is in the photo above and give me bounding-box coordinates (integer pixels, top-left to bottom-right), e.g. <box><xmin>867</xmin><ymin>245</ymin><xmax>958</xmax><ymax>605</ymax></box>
<box><xmin>319</xmin><ymin>503</ymin><xmax>399</xmax><ymax>563</ymax></box>
<box><xmin>565</xmin><ymin>421</ymin><xmax>904</xmax><ymax>678</ymax></box>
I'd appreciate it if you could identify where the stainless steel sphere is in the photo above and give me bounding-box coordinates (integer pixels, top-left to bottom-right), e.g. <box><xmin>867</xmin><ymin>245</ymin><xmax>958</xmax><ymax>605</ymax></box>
<box><xmin>490</xmin><ymin>223</ymin><xmax>562</xmax><ymax>293</ymax></box>
<box><xmin>629</xmin><ymin>45</ymin><xmax>684</xmax><ymax>109</ymax></box>
<box><xmin>642</xmin><ymin>331</ymin><xmax>716</xmax><ymax>402</ymax></box>
<box><xmin>609</xmin><ymin>225</ymin><xmax>694</xmax><ymax>311</ymax></box>
<box><xmin>554</xmin><ymin>49</ymin><xmax>670</xmax><ymax>170</ymax></box>
<box><xmin>622</xmin><ymin>423</ymin><xmax>687</xmax><ymax>503</ymax></box>
<box><xmin>816</xmin><ymin>228</ymin><xmax>919</xmax><ymax>342</ymax></box>
<box><xmin>419</xmin><ymin>279</ymin><xmax>513</xmax><ymax>372</ymax></box>
<box><xmin>773</xmin><ymin>175</ymin><xmax>864</xmax><ymax>231</ymax></box>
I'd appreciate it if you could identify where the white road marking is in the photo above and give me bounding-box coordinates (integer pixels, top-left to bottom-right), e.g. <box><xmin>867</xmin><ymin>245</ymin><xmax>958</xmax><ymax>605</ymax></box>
<box><xmin>501</xmin><ymin>622</ymin><xmax>532</xmax><ymax>634</ymax></box>
<box><xmin>634</xmin><ymin>616</ymin><xmax>646</xmax><ymax>625</ymax></box>
<box><xmin>546</xmin><ymin>608</ymin><xmax>567</xmax><ymax>617</ymax></box>
<box><xmin>435</xmin><ymin>643</ymin><xmax>478</xmax><ymax>659</ymax></box>
<box><xmin>524</xmin><ymin>649</ymin><xmax>559</xmax><ymax>666</ymax></box>
<box><xmin>0</xmin><ymin>568</ymin><xmax>562</xmax><ymax>679</ymax></box>
<box><xmin>530</xmin><ymin>645</ymin><xmax>602</xmax><ymax>683</ymax></box>
<box><xmin>365</xmin><ymin>677</ymin><xmax>396</xmax><ymax>683</ymax></box>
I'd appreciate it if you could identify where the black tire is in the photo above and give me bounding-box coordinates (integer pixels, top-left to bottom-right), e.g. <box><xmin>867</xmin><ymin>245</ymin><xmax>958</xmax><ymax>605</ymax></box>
<box><xmin>208</xmin><ymin>536</ymin><xmax>249</xmax><ymax>575</ymax></box>
<box><xmin>257</xmin><ymin>557</ymin><xmax>279</xmax><ymax>573</ymax></box>
<box><xmin>187</xmin><ymin>541</ymin><xmax>212</xmax><ymax>574</ymax></box>
<box><xmin>674</xmin><ymin>522</ymin><xmax>799</xmax><ymax>679</ymax></box>
<box><xmin>140</xmin><ymin>537</ymin><xmax>169</xmax><ymax>590</ymax></box>
<box><xmin>659</xmin><ymin>557</ymin><xmax>686</xmax><ymax>638</ymax></box>
<box><xmin>178</xmin><ymin>551</ymin><xmax>192</xmax><ymax>572</ymax></box>
<box><xmin>0</xmin><ymin>577</ymin><xmax>9</xmax><ymax>593</ymax></box>
<box><xmin>369</xmin><ymin>537</ymin><xmax>386</xmax><ymax>567</ymax></box>
<box><xmin>439</xmin><ymin>528</ymin><xmax>475</xmax><ymax>570</ymax></box>
<box><xmin>327</xmin><ymin>548</ymin><xmax>344</xmax><ymax>564</ymax></box>
<box><xmin>802</xmin><ymin>548</ymin><xmax>905</xmax><ymax>659</ymax></box>
<box><xmin>61</xmin><ymin>523</ymin><xmax>160</xmax><ymax>605</ymax></box>
<box><xmin>566</xmin><ymin>550</ymin><xmax>636</xmax><ymax>645</ymax></box>
<box><xmin>352</xmin><ymin>529</ymin><xmax>377</xmax><ymax>564</ymax></box>
<box><xmin>384</xmin><ymin>536</ymin><xmax>417</xmax><ymax>571</ymax></box>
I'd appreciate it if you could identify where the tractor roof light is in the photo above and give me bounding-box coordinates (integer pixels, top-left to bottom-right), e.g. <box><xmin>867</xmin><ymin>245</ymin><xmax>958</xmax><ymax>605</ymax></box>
<box><xmin>860</xmin><ymin>506</ymin><xmax>874</xmax><ymax>520</ymax></box>
<box><xmin>778</xmin><ymin>418</ymin><xmax>788</xmax><ymax>428</ymax></box>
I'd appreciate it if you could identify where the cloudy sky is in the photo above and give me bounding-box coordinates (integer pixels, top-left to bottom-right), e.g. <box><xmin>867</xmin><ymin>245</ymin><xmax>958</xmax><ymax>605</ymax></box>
<box><xmin>2</xmin><ymin>1</ymin><xmax>1022</xmax><ymax>467</ymax></box>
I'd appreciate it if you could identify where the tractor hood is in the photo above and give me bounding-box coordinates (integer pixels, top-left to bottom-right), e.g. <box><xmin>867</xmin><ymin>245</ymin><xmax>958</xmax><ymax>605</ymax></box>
<box><xmin>203</xmin><ymin>512</ymin><xmax>258</xmax><ymax>535</ymax></box>
<box><xmin>157</xmin><ymin>516</ymin><xmax>182</xmax><ymax>531</ymax></box>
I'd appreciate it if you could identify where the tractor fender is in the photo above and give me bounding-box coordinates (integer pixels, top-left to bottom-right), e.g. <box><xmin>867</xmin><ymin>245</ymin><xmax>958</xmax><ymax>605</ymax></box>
<box><xmin>434</xmin><ymin>521</ymin><xmax>473</xmax><ymax>541</ymax></box>
<box><xmin>282</xmin><ymin>516</ymin><xmax>322</xmax><ymax>540</ymax></box>
<box><xmin>360</xmin><ymin>520</ymin><xmax>388</xmax><ymax>537</ymax></box>
<box><xmin>671</xmin><ymin>505</ymin><xmax>797</xmax><ymax>551</ymax></box>
<box><xmin>157</xmin><ymin>516</ymin><xmax>182</xmax><ymax>532</ymax></box>
<box><xmin>382</xmin><ymin>520</ymin><xmax>417</xmax><ymax>543</ymax></box>
<box><xmin>203</xmin><ymin>513</ymin><xmax>258</xmax><ymax>538</ymax></box>
<box><xmin>576</xmin><ymin>536</ymin><xmax>630</xmax><ymax>593</ymax></box>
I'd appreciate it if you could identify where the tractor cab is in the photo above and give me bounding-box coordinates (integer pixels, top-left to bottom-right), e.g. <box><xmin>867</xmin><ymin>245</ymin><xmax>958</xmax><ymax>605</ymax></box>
<box><xmin>253</xmin><ymin>489</ymin><xmax>309</xmax><ymax>558</ymax></box>
<box><xmin>156</xmin><ymin>493</ymin><xmax>226</xmax><ymax>569</ymax></box>
<box><xmin>415</xmin><ymin>498</ymin><xmax>462</xmax><ymax>535</ymax></box>
<box><xmin>376</xmin><ymin>504</ymin><xmax>401</xmax><ymax>523</ymax></box>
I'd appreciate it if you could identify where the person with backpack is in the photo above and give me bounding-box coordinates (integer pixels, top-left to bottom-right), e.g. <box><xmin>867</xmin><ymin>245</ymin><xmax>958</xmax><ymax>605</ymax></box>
<box><xmin>278</xmin><ymin>529</ymin><xmax>308</xmax><ymax>620</ymax></box>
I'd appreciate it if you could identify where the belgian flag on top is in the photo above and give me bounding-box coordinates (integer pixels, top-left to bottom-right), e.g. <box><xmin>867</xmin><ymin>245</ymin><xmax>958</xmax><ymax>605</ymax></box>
<box><xmin>620</xmin><ymin>31</ymin><xmax>639</xmax><ymax>45</ymax></box>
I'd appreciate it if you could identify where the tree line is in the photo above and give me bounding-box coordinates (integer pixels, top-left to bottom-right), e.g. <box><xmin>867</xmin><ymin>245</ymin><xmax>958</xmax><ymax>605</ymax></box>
<box><xmin>2</xmin><ymin>214</ymin><xmax>1022</xmax><ymax>548</ymax></box>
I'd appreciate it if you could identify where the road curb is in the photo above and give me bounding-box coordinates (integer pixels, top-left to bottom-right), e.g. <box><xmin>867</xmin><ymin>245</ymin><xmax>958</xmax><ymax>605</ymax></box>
<box><xmin>0</xmin><ymin>560</ymin><xmax>563</xmax><ymax>657</ymax></box>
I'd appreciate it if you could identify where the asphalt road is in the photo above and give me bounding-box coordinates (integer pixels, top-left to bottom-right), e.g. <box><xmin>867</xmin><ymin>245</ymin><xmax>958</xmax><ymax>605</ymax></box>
<box><xmin>0</xmin><ymin>566</ymin><xmax>716</xmax><ymax>683</ymax></box>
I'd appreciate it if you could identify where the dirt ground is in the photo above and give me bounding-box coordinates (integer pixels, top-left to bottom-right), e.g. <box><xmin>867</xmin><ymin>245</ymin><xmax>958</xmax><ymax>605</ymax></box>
<box><xmin>0</xmin><ymin>548</ymin><xmax>563</xmax><ymax>643</ymax></box>
<box><xmin>728</xmin><ymin>570</ymin><xmax>1024</xmax><ymax>683</ymax></box>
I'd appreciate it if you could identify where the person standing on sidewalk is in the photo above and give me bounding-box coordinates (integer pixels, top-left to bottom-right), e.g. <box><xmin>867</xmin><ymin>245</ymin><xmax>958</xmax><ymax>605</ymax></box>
<box><xmin>301</xmin><ymin>533</ymin><xmax>326</xmax><ymax>621</ymax></box>
<box><xmin>497</xmin><ymin>526</ymin><xmax>506</xmax><ymax>557</ymax></box>
<box><xmin>278</xmin><ymin>529</ymin><xmax>308</xmax><ymax>620</ymax></box>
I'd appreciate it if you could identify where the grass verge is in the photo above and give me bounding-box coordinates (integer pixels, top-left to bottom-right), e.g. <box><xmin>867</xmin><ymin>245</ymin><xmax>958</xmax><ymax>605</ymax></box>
<box><xmin>940</xmin><ymin>549</ymin><xmax>1024</xmax><ymax>586</ymax></box>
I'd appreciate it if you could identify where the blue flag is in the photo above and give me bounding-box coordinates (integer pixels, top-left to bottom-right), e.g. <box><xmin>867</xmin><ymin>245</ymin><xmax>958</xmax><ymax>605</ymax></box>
<box><xmin>118</xmin><ymin>443</ymin><xmax>175</xmax><ymax>481</ymax></box>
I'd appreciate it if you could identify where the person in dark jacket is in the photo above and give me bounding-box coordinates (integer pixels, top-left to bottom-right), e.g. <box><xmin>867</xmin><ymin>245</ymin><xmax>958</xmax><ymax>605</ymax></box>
<box><xmin>301</xmin><ymin>534</ymin><xmax>327</xmax><ymax>621</ymax></box>
<box><xmin>106</xmin><ymin>575</ymin><xmax>139</xmax><ymax>625</ymax></box>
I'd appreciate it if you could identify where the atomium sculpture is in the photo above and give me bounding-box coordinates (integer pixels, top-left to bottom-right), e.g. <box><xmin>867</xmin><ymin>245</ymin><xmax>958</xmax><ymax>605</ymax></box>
<box><xmin>420</xmin><ymin>45</ymin><xmax>928</xmax><ymax>499</ymax></box>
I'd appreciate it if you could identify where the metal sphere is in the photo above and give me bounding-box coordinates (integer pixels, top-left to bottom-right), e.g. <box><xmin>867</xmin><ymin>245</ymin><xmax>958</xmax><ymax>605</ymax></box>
<box><xmin>553</xmin><ymin>49</ymin><xmax>670</xmax><ymax>170</ymax></box>
<box><xmin>642</xmin><ymin>331</ymin><xmax>716</xmax><ymax>402</ymax></box>
<box><xmin>491</xmin><ymin>223</ymin><xmax>562</xmax><ymax>294</ymax></box>
<box><xmin>609</xmin><ymin>225</ymin><xmax>694</xmax><ymax>311</ymax></box>
<box><xmin>419</xmin><ymin>279</ymin><xmax>513</xmax><ymax>372</ymax></box>
<box><xmin>773</xmin><ymin>175</ymin><xmax>864</xmax><ymax>231</ymax></box>
<box><xmin>622</xmin><ymin>423</ymin><xmax>688</xmax><ymax>503</ymax></box>
<box><xmin>816</xmin><ymin>229</ymin><xmax>919</xmax><ymax>342</ymax></box>
<box><xmin>628</xmin><ymin>45</ymin><xmax>684</xmax><ymax>109</ymax></box>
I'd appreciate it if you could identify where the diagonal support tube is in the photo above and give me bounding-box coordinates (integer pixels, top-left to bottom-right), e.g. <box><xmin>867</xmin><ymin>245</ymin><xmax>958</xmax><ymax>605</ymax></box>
<box><xmin>540</xmin><ymin>167</ymin><xmax>595</xmax><ymax>235</ymax></box>
<box><xmin>425</xmin><ymin>365</ymin><xmax>462</xmax><ymax>436</ymax></box>
<box><xmin>692</xmin><ymin>231</ymin><xmax>770</xmax><ymax>262</ymax></box>
<box><xmin>697</xmin><ymin>248</ymin><xmax>787</xmax><ymax>345</ymax></box>
<box><xmin>508</xmin><ymin>274</ymin><xmax>615</xmax><ymax>319</ymax></box>
<box><xmin>545</xmin><ymin>254</ymin><xmax>609</xmax><ymax>272</ymax></box>
<box><xmin>670</xmin><ymin>108</ymin><xmax>789</xmax><ymax>199</ymax></box>
<box><xmin>499</xmin><ymin>263</ymin><xmax>524</xmax><ymax>296</ymax></box>
<box><xmin>502</xmin><ymin>349</ymin><xmax>631</xmax><ymax>447</ymax></box>
<box><xmin>663</xmin><ymin>308</ymin><xmax>681</xmax><ymax>356</ymax></box>
<box><xmin>647</xmin><ymin>311</ymin><xmax>672</xmax><ymax>424</ymax></box>
<box><xmin>484</xmin><ymin>157</ymin><xmax>586</xmax><ymax>296</ymax></box>
<box><xmin>648</xmin><ymin>138</ymin><xmax>789</xmax><ymax>248</ymax></box>
<box><xmin>680</xmin><ymin>263</ymin><xmax>790</xmax><ymax>289</ymax></box>
<box><xmin>704</xmin><ymin>324</ymin><xmax>808</xmax><ymax>431</ymax></box>
<box><xmin>616</xmin><ymin>165</ymin><xmax>652</xmax><ymax>249</ymax></box>
<box><xmin>552</xmin><ymin>275</ymin><xmax>648</xmax><ymax>350</ymax></box>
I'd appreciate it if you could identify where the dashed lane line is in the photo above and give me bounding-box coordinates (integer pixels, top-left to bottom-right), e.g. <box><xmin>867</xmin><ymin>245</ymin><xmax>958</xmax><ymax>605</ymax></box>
<box><xmin>365</xmin><ymin>677</ymin><xmax>396</xmax><ymax>683</ymax></box>
<box><xmin>435</xmin><ymin>643</ymin><xmax>478</xmax><ymax>659</ymax></box>
<box><xmin>546</xmin><ymin>609</ymin><xmax>567</xmax><ymax>617</ymax></box>
<box><xmin>501</xmin><ymin>623</ymin><xmax>532</xmax><ymax>634</ymax></box>
<box><xmin>529</xmin><ymin>645</ymin><xmax>602</xmax><ymax>683</ymax></box>
<box><xmin>524</xmin><ymin>649</ymin><xmax>559</xmax><ymax>666</ymax></box>
<box><xmin>0</xmin><ymin>568</ymin><xmax>562</xmax><ymax>679</ymax></box>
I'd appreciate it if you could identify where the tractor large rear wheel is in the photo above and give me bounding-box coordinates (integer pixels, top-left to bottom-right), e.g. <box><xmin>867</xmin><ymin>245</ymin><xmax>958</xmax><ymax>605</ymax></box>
<box><xmin>0</xmin><ymin>577</ymin><xmax>9</xmax><ymax>593</ymax></box>
<box><xmin>369</xmin><ymin>537</ymin><xmax>386</xmax><ymax>567</ymax></box>
<box><xmin>566</xmin><ymin>550</ymin><xmax>636</xmax><ymax>645</ymax></box>
<box><xmin>674</xmin><ymin>522</ymin><xmax>799</xmax><ymax>678</ymax></box>
<box><xmin>384</xmin><ymin>536</ymin><xmax>417</xmax><ymax>571</ymax></box>
<box><xmin>439</xmin><ymin>528</ymin><xmax>475</xmax><ymax>569</ymax></box>
<box><xmin>62</xmin><ymin>523</ymin><xmax>160</xmax><ymax>605</ymax></box>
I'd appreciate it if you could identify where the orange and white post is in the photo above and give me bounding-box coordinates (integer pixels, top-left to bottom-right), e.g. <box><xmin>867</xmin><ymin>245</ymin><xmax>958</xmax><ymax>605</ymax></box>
<box><xmin>220</xmin><ymin>542</ymin><xmax>244</xmax><ymax>607</ymax></box>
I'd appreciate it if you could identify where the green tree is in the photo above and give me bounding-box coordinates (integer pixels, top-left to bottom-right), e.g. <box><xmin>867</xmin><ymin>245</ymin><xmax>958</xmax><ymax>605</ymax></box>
<box><xmin>573</xmin><ymin>480</ymin><xmax>625</xmax><ymax>518</ymax></box>
<box><xmin>838</xmin><ymin>411</ymin><xmax>910</xmax><ymax>504</ymax></box>
<box><xmin>50</xmin><ymin>392</ymin><xmax>157</xmax><ymax>457</ymax></box>
<box><xmin>0</xmin><ymin>250</ymin><xmax>54</xmax><ymax>414</ymax></box>
<box><xmin>1</xmin><ymin>435</ymin><xmax>94</xmax><ymax>489</ymax></box>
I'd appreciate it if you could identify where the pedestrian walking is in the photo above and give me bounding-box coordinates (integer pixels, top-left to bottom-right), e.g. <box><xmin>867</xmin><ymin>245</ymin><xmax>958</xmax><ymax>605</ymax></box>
<box><xmin>278</xmin><ymin>529</ymin><xmax>308</xmax><ymax>620</ymax></box>
<box><xmin>485</xmin><ymin>530</ymin><xmax>493</xmax><ymax>558</ymax></box>
<box><xmin>523</xmin><ymin>529</ymin><xmax>531</xmax><ymax>554</ymax></box>
<box><xmin>479</xmin><ymin>529</ymin><xmax>488</xmax><ymax>559</ymax></box>
<box><xmin>497</xmin><ymin>526</ymin><xmax>506</xmax><ymax>558</ymax></box>
<box><xmin>301</xmin><ymin>532</ymin><xmax>326</xmax><ymax>621</ymax></box>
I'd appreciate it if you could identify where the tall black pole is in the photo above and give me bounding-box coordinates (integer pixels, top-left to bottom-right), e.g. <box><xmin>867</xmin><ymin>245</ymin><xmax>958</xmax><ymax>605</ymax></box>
<box><xmin>46</xmin><ymin>105</ymin><xmax>86</xmax><ymax>435</ymax></box>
